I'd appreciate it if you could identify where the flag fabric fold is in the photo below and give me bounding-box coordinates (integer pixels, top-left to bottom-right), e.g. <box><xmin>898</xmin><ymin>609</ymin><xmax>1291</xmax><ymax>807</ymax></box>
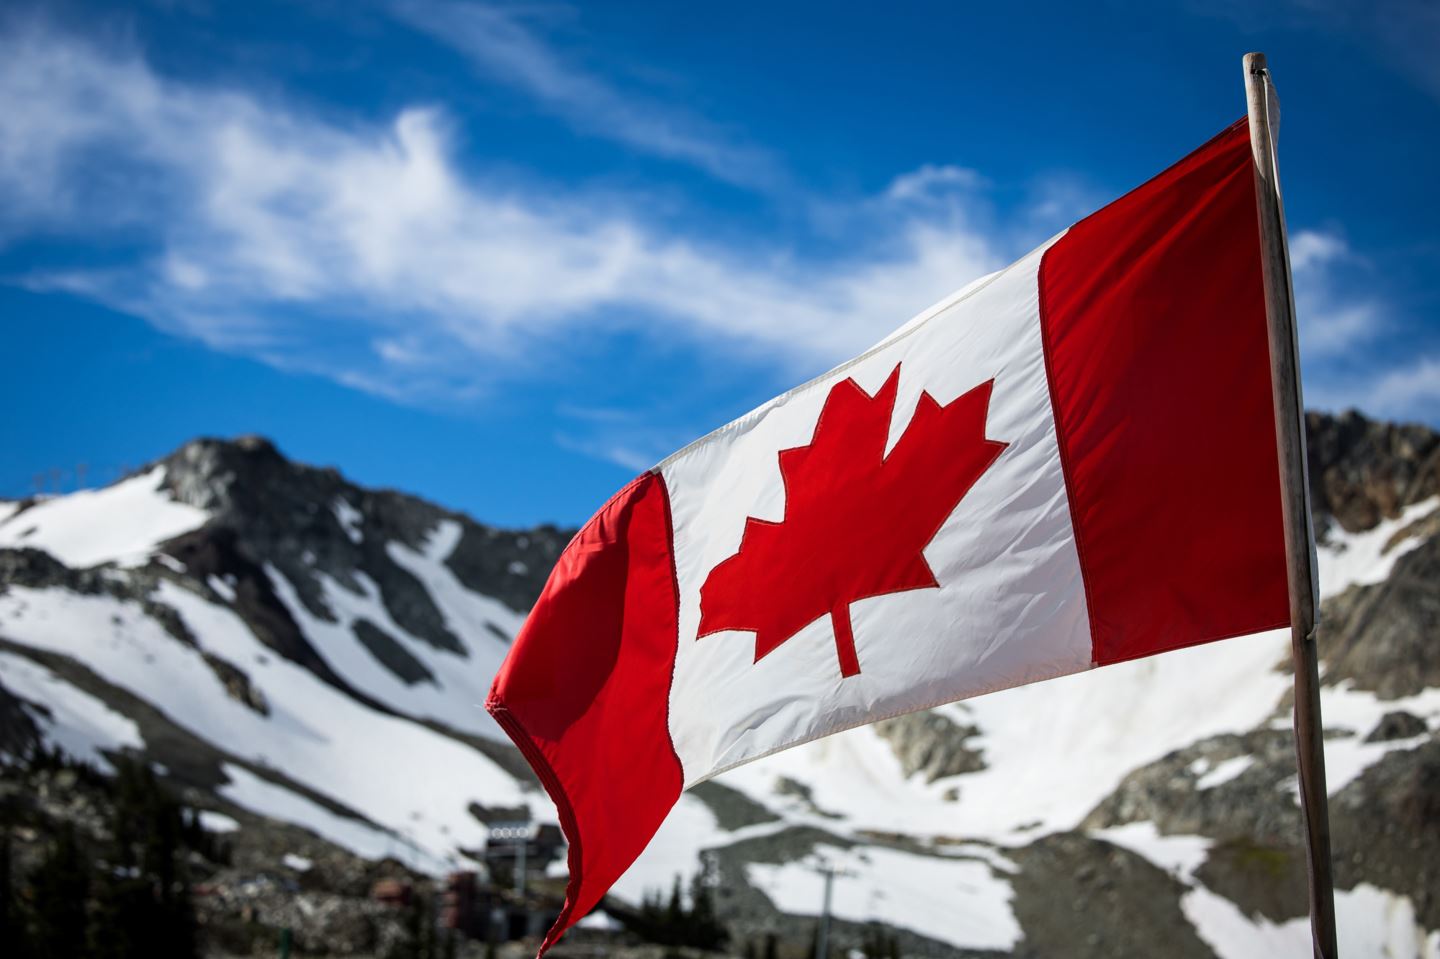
<box><xmin>488</xmin><ymin>118</ymin><xmax>1289</xmax><ymax>951</ymax></box>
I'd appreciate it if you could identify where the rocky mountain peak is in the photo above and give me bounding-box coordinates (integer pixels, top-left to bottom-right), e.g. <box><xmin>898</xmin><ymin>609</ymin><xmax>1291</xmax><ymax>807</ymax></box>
<box><xmin>152</xmin><ymin>435</ymin><xmax>571</xmax><ymax>617</ymax></box>
<box><xmin>160</xmin><ymin>435</ymin><xmax>353</xmax><ymax>523</ymax></box>
<box><xmin>1306</xmin><ymin>409</ymin><xmax>1440</xmax><ymax>534</ymax></box>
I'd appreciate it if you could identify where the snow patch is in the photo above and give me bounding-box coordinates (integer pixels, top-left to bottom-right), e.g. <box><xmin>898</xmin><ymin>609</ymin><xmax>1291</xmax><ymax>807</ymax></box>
<box><xmin>1318</xmin><ymin>682</ymin><xmax>1440</xmax><ymax>794</ymax></box>
<box><xmin>0</xmin><ymin>650</ymin><xmax>143</xmax><ymax>769</ymax></box>
<box><xmin>198</xmin><ymin>810</ymin><xmax>240</xmax><ymax>834</ymax></box>
<box><xmin>1099</xmin><ymin>817</ymin><xmax>1440</xmax><ymax>957</ymax></box>
<box><xmin>218</xmin><ymin>764</ymin><xmax>451</xmax><ymax>874</ymax></box>
<box><xmin>0</xmin><ymin>583</ymin><xmax>533</xmax><ymax>867</ymax></box>
<box><xmin>387</xmin><ymin>520</ymin><xmax>526</xmax><ymax>644</ymax></box>
<box><xmin>1317</xmin><ymin>497</ymin><xmax>1437</xmax><ymax>600</ymax></box>
<box><xmin>282</xmin><ymin>853</ymin><xmax>313</xmax><ymax>872</ymax></box>
<box><xmin>1093</xmin><ymin>821</ymin><xmax>1210</xmax><ymax>880</ymax></box>
<box><xmin>576</xmin><ymin>911</ymin><xmax>623</xmax><ymax>931</ymax></box>
<box><xmin>0</xmin><ymin>468</ymin><xmax>209</xmax><ymax>568</ymax></box>
<box><xmin>333</xmin><ymin>498</ymin><xmax>364</xmax><ymax>544</ymax></box>
<box><xmin>208</xmin><ymin>575</ymin><xmax>237</xmax><ymax>603</ymax></box>
<box><xmin>747</xmin><ymin>843</ymin><xmax>1022</xmax><ymax>952</ymax></box>
<box><xmin>0</xmin><ymin>501</ymin><xmax>20</xmax><ymax>524</ymax></box>
<box><xmin>268</xmin><ymin>563</ymin><xmax>508</xmax><ymax>740</ymax></box>
<box><xmin>1183</xmin><ymin>884</ymin><xmax>1312</xmax><ymax>957</ymax></box>
<box><xmin>1185</xmin><ymin>883</ymin><xmax>1440</xmax><ymax>959</ymax></box>
<box><xmin>1195</xmin><ymin>755</ymin><xmax>1255</xmax><ymax>791</ymax></box>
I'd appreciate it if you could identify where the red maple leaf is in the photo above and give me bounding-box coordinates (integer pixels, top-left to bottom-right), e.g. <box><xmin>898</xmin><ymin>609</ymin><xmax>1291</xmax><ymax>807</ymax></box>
<box><xmin>697</xmin><ymin>364</ymin><xmax>1007</xmax><ymax>678</ymax></box>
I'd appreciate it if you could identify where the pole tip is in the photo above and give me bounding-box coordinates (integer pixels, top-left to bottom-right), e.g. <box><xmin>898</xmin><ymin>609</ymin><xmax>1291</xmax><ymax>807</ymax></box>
<box><xmin>1244</xmin><ymin>51</ymin><xmax>1268</xmax><ymax>73</ymax></box>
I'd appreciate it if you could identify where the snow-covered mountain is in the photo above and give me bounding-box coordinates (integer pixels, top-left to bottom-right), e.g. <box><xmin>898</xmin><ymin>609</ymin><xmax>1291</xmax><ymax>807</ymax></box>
<box><xmin>1</xmin><ymin>416</ymin><xmax>1436</xmax><ymax>958</ymax></box>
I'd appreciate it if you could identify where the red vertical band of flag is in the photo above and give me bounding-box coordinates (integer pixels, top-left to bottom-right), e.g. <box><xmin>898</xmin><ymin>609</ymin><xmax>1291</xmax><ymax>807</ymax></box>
<box><xmin>487</xmin><ymin>472</ymin><xmax>683</xmax><ymax>952</ymax></box>
<box><xmin>1038</xmin><ymin>119</ymin><xmax>1290</xmax><ymax>665</ymax></box>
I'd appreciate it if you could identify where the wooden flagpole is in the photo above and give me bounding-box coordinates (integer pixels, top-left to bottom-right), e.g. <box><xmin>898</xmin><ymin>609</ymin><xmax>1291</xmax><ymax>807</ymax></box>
<box><xmin>1242</xmin><ymin>52</ymin><xmax>1338</xmax><ymax>959</ymax></box>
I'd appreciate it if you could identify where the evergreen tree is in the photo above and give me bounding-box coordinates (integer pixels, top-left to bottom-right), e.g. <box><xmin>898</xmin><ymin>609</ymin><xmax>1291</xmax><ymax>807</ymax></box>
<box><xmin>87</xmin><ymin>864</ymin><xmax>141</xmax><ymax>959</ymax></box>
<box><xmin>639</xmin><ymin>888</ymin><xmax>660</xmax><ymax>925</ymax></box>
<box><xmin>664</xmin><ymin>875</ymin><xmax>685</xmax><ymax>943</ymax></box>
<box><xmin>420</xmin><ymin>894</ymin><xmax>437</xmax><ymax>959</ymax></box>
<box><xmin>763</xmin><ymin>932</ymin><xmax>779</xmax><ymax>959</ymax></box>
<box><xmin>88</xmin><ymin>758</ymin><xmax>200</xmax><ymax>959</ymax></box>
<box><xmin>30</xmin><ymin>824</ymin><xmax>87</xmax><ymax>959</ymax></box>
<box><xmin>862</xmin><ymin>923</ymin><xmax>882</xmax><ymax>959</ymax></box>
<box><xmin>686</xmin><ymin>871</ymin><xmax>727</xmax><ymax>951</ymax></box>
<box><xmin>1</xmin><ymin>828</ymin><xmax>34</xmax><ymax>959</ymax></box>
<box><xmin>165</xmin><ymin>870</ymin><xmax>200</xmax><ymax>959</ymax></box>
<box><xmin>627</xmin><ymin>874</ymin><xmax>730</xmax><ymax>951</ymax></box>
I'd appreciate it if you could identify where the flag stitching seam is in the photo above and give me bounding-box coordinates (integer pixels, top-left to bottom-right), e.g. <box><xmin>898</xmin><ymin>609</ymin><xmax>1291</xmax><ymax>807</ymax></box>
<box><xmin>1034</xmin><ymin>242</ymin><xmax>1102</xmax><ymax>667</ymax></box>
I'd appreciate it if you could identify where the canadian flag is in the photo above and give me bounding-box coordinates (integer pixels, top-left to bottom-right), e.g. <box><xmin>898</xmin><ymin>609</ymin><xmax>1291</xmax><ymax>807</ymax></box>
<box><xmin>488</xmin><ymin>118</ymin><xmax>1290</xmax><ymax>951</ymax></box>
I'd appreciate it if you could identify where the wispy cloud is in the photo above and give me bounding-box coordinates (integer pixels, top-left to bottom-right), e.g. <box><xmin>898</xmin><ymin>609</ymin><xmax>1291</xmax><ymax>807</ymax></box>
<box><xmin>552</xmin><ymin>404</ymin><xmax>718</xmax><ymax>472</ymax></box>
<box><xmin>1362</xmin><ymin>356</ymin><xmax>1440</xmax><ymax>421</ymax></box>
<box><xmin>3</xmin><ymin>16</ymin><xmax>1433</xmax><ymax>448</ymax></box>
<box><xmin>387</xmin><ymin>0</ymin><xmax>783</xmax><ymax>189</ymax></box>
<box><xmin>1289</xmin><ymin>228</ymin><xmax>1384</xmax><ymax>357</ymax></box>
<box><xmin>885</xmin><ymin>165</ymin><xmax>987</xmax><ymax>202</ymax></box>
<box><xmin>1287</xmin><ymin>227</ymin><xmax>1440</xmax><ymax>423</ymax></box>
<box><xmin>0</xmin><ymin>21</ymin><xmax>1003</xmax><ymax>410</ymax></box>
<box><xmin>553</xmin><ymin>430</ymin><xmax>674</xmax><ymax>473</ymax></box>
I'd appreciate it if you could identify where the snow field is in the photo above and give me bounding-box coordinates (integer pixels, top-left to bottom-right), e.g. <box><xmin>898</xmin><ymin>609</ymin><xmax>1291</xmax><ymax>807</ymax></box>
<box><xmin>1183</xmin><ymin>884</ymin><xmax>1440</xmax><ymax>959</ymax></box>
<box><xmin>198</xmin><ymin>810</ymin><xmax>241</xmax><ymax>833</ymax></box>
<box><xmin>0</xmin><ymin>582</ymin><xmax>533</xmax><ymax>868</ymax></box>
<box><xmin>1317</xmin><ymin>497</ymin><xmax>1437</xmax><ymax>601</ymax></box>
<box><xmin>0</xmin><ymin>649</ymin><xmax>144</xmax><ymax>769</ymax></box>
<box><xmin>0</xmin><ymin>468</ymin><xmax>209</xmax><ymax>568</ymax></box>
<box><xmin>1095</xmin><ymin>820</ymin><xmax>1440</xmax><ymax>956</ymax></box>
<box><xmin>747</xmin><ymin>842</ymin><xmax>1022</xmax><ymax>952</ymax></box>
<box><xmin>1315</xmin><ymin>682</ymin><xmax>1440</xmax><ymax>794</ymax></box>
<box><xmin>332</xmin><ymin>498</ymin><xmax>364</xmax><ymax>544</ymax></box>
<box><xmin>219</xmin><ymin>764</ymin><xmax>451</xmax><ymax>874</ymax></box>
<box><xmin>265</xmin><ymin>519</ymin><xmax>522</xmax><ymax>742</ymax></box>
<box><xmin>1192</xmin><ymin>755</ymin><xmax>1255</xmax><ymax>791</ymax></box>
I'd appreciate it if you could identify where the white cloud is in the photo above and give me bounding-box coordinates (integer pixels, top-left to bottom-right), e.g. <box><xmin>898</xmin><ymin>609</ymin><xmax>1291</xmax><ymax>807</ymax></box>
<box><xmin>7</xmin><ymin>18</ymin><xmax>1428</xmax><ymax>437</ymax></box>
<box><xmin>1360</xmin><ymin>356</ymin><xmax>1440</xmax><ymax>421</ymax></box>
<box><xmin>1289</xmin><ymin>228</ymin><xmax>1384</xmax><ymax>357</ymax></box>
<box><xmin>0</xmin><ymin>22</ymin><xmax>1006</xmax><ymax>409</ymax></box>
<box><xmin>553</xmin><ymin>405</ymin><xmax>715</xmax><ymax>472</ymax></box>
<box><xmin>553</xmin><ymin>433</ymin><xmax>666</xmax><ymax>473</ymax></box>
<box><xmin>1288</xmin><ymin>229</ymin><xmax>1348</xmax><ymax>271</ymax></box>
<box><xmin>388</xmin><ymin>0</ymin><xmax>782</xmax><ymax>189</ymax></box>
<box><xmin>1020</xmin><ymin>173</ymin><xmax>1106</xmax><ymax>235</ymax></box>
<box><xmin>1285</xmin><ymin>229</ymin><xmax>1440</xmax><ymax>424</ymax></box>
<box><xmin>885</xmin><ymin>165</ymin><xmax>986</xmax><ymax>202</ymax></box>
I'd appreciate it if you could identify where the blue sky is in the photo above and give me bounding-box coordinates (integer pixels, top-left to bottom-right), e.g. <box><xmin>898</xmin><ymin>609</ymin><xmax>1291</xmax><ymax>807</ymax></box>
<box><xmin>3</xmin><ymin>0</ymin><xmax>1437</xmax><ymax>526</ymax></box>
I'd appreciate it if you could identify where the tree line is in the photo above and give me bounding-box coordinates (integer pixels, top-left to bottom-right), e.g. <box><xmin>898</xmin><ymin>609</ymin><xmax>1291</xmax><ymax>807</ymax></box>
<box><xmin>630</xmin><ymin>873</ymin><xmax>729</xmax><ymax>951</ymax></box>
<box><xmin>1</xmin><ymin>747</ymin><xmax>227</xmax><ymax>959</ymax></box>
